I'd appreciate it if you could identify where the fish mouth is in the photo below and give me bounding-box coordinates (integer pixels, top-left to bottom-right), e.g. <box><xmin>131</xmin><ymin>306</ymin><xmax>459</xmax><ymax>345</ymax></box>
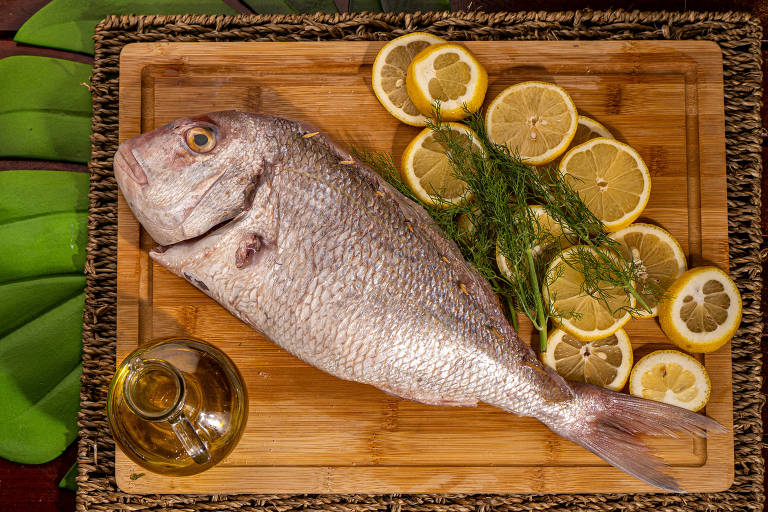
<box><xmin>114</xmin><ymin>147</ymin><xmax>148</xmax><ymax>186</ymax></box>
<box><xmin>150</xmin><ymin>180</ymin><xmax>253</xmax><ymax>254</ymax></box>
<box><xmin>151</xmin><ymin>211</ymin><xmax>243</xmax><ymax>255</ymax></box>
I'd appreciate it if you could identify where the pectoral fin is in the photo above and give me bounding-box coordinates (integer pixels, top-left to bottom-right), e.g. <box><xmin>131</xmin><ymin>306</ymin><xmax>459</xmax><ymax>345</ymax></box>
<box><xmin>235</xmin><ymin>233</ymin><xmax>264</xmax><ymax>268</ymax></box>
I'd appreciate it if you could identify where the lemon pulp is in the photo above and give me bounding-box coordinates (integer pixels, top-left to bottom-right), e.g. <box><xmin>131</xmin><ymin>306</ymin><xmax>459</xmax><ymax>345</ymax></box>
<box><xmin>406</xmin><ymin>43</ymin><xmax>488</xmax><ymax>121</ymax></box>
<box><xmin>658</xmin><ymin>266</ymin><xmax>742</xmax><ymax>353</ymax></box>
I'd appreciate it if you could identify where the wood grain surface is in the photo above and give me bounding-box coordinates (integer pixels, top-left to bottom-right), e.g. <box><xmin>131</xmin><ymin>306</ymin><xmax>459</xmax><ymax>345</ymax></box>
<box><xmin>115</xmin><ymin>40</ymin><xmax>733</xmax><ymax>495</ymax></box>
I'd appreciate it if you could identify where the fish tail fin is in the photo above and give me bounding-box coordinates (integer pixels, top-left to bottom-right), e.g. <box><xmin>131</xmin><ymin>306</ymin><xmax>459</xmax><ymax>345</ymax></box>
<box><xmin>549</xmin><ymin>382</ymin><xmax>726</xmax><ymax>492</ymax></box>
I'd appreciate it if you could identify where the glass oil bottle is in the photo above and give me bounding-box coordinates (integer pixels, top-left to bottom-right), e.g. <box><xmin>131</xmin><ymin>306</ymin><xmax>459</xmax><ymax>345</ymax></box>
<box><xmin>107</xmin><ymin>337</ymin><xmax>248</xmax><ymax>476</ymax></box>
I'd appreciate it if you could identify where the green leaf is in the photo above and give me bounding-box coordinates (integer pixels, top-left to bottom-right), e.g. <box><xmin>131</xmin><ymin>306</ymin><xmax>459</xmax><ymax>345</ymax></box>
<box><xmin>0</xmin><ymin>57</ymin><xmax>91</xmax><ymax>115</ymax></box>
<box><xmin>0</xmin><ymin>112</ymin><xmax>92</xmax><ymax>163</ymax></box>
<box><xmin>380</xmin><ymin>0</ymin><xmax>449</xmax><ymax>11</ymax></box>
<box><xmin>0</xmin><ymin>171</ymin><xmax>89</xmax><ymax>224</ymax></box>
<box><xmin>0</xmin><ymin>171</ymin><xmax>88</xmax><ymax>319</ymax></box>
<box><xmin>349</xmin><ymin>0</ymin><xmax>382</xmax><ymax>12</ymax></box>
<box><xmin>14</xmin><ymin>0</ymin><xmax>237</xmax><ymax>55</ymax></box>
<box><xmin>59</xmin><ymin>463</ymin><xmax>78</xmax><ymax>491</ymax></box>
<box><xmin>0</xmin><ymin>293</ymin><xmax>84</xmax><ymax>464</ymax></box>
<box><xmin>0</xmin><ymin>212</ymin><xmax>88</xmax><ymax>283</ymax></box>
<box><xmin>0</xmin><ymin>174</ymin><xmax>87</xmax><ymax>465</ymax></box>
<box><xmin>0</xmin><ymin>57</ymin><xmax>92</xmax><ymax>163</ymax></box>
<box><xmin>0</xmin><ymin>275</ymin><xmax>86</xmax><ymax>339</ymax></box>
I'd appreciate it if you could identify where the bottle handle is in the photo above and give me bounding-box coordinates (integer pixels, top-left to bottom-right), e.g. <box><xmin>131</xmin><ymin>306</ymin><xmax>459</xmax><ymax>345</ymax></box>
<box><xmin>168</xmin><ymin>411</ymin><xmax>211</xmax><ymax>464</ymax></box>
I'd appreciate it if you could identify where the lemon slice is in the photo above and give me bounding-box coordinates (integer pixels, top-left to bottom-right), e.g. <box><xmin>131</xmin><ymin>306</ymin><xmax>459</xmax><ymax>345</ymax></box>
<box><xmin>572</xmin><ymin>116</ymin><xmax>613</xmax><ymax>146</ymax></box>
<box><xmin>496</xmin><ymin>205</ymin><xmax>572</xmax><ymax>277</ymax></box>
<box><xmin>544</xmin><ymin>245</ymin><xmax>635</xmax><ymax>341</ymax></box>
<box><xmin>372</xmin><ymin>32</ymin><xmax>446</xmax><ymax>126</ymax></box>
<box><xmin>658</xmin><ymin>266</ymin><xmax>742</xmax><ymax>353</ymax></box>
<box><xmin>542</xmin><ymin>328</ymin><xmax>632</xmax><ymax>391</ymax></box>
<box><xmin>629</xmin><ymin>350</ymin><xmax>711</xmax><ymax>412</ymax></box>
<box><xmin>559</xmin><ymin>138</ymin><xmax>651</xmax><ymax>232</ymax></box>
<box><xmin>610</xmin><ymin>223</ymin><xmax>687</xmax><ymax>318</ymax></box>
<box><xmin>401</xmin><ymin>123</ymin><xmax>480</xmax><ymax>206</ymax></box>
<box><xmin>485</xmin><ymin>81</ymin><xmax>578</xmax><ymax>165</ymax></box>
<box><xmin>406</xmin><ymin>43</ymin><xmax>488</xmax><ymax>121</ymax></box>
<box><xmin>552</xmin><ymin>115</ymin><xmax>613</xmax><ymax>167</ymax></box>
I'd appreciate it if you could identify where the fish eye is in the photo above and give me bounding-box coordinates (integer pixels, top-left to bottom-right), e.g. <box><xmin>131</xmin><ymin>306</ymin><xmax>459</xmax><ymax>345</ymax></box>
<box><xmin>185</xmin><ymin>126</ymin><xmax>216</xmax><ymax>153</ymax></box>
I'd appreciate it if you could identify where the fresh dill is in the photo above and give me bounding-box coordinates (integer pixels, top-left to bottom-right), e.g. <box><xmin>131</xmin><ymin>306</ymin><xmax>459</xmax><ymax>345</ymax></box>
<box><xmin>355</xmin><ymin>106</ymin><xmax>662</xmax><ymax>352</ymax></box>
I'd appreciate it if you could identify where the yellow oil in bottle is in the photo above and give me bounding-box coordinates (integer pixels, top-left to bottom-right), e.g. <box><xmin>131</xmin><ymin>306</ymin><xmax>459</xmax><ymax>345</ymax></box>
<box><xmin>107</xmin><ymin>337</ymin><xmax>248</xmax><ymax>476</ymax></box>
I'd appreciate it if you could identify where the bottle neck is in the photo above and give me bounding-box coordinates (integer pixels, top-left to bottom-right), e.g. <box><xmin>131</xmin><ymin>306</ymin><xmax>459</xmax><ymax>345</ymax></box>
<box><xmin>123</xmin><ymin>357</ymin><xmax>186</xmax><ymax>422</ymax></box>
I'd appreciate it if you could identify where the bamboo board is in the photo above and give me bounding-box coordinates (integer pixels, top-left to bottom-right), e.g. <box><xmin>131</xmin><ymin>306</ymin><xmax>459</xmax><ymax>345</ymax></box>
<box><xmin>116</xmin><ymin>41</ymin><xmax>732</xmax><ymax>494</ymax></box>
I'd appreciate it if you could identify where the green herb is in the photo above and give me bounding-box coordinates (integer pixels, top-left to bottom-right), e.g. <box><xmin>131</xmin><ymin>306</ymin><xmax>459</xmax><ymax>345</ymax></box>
<box><xmin>130</xmin><ymin>472</ymin><xmax>146</xmax><ymax>481</ymax></box>
<box><xmin>359</xmin><ymin>105</ymin><xmax>662</xmax><ymax>351</ymax></box>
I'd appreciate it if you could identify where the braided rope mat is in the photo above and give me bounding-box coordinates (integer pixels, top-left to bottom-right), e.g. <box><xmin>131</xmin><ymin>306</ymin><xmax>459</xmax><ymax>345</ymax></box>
<box><xmin>79</xmin><ymin>10</ymin><xmax>764</xmax><ymax>512</ymax></box>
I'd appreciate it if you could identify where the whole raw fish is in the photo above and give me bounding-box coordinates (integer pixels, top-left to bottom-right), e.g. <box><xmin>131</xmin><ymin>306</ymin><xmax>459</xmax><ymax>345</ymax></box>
<box><xmin>114</xmin><ymin>110</ymin><xmax>724</xmax><ymax>491</ymax></box>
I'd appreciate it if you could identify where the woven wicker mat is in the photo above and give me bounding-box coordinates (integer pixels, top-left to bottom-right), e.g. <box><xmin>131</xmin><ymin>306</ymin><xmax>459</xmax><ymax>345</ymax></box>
<box><xmin>79</xmin><ymin>10</ymin><xmax>763</xmax><ymax>512</ymax></box>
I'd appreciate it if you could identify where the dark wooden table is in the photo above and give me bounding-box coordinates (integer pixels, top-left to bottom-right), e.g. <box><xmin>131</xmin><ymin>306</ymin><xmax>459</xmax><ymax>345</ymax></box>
<box><xmin>0</xmin><ymin>0</ymin><xmax>765</xmax><ymax>510</ymax></box>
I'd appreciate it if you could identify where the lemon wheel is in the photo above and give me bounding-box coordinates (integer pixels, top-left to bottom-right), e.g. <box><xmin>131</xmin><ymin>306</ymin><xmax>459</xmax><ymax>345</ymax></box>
<box><xmin>496</xmin><ymin>205</ymin><xmax>572</xmax><ymax>278</ymax></box>
<box><xmin>571</xmin><ymin>116</ymin><xmax>613</xmax><ymax>145</ymax></box>
<box><xmin>559</xmin><ymin>137</ymin><xmax>651</xmax><ymax>232</ymax></box>
<box><xmin>609</xmin><ymin>223</ymin><xmax>687</xmax><ymax>318</ymax></box>
<box><xmin>552</xmin><ymin>115</ymin><xmax>614</xmax><ymax>167</ymax></box>
<box><xmin>406</xmin><ymin>43</ymin><xmax>488</xmax><ymax>121</ymax></box>
<box><xmin>658</xmin><ymin>266</ymin><xmax>742</xmax><ymax>353</ymax></box>
<box><xmin>542</xmin><ymin>328</ymin><xmax>632</xmax><ymax>391</ymax></box>
<box><xmin>629</xmin><ymin>350</ymin><xmax>711</xmax><ymax>412</ymax></box>
<box><xmin>485</xmin><ymin>81</ymin><xmax>578</xmax><ymax>165</ymax></box>
<box><xmin>400</xmin><ymin>122</ymin><xmax>480</xmax><ymax>206</ymax></box>
<box><xmin>371</xmin><ymin>32</ymin><xmax>446</xmax><ymax>126</ymax></box>
<box><xmin>543</xmin><ymin>245</ymin><xmax>635</xmax><ymax>341</ymax></box>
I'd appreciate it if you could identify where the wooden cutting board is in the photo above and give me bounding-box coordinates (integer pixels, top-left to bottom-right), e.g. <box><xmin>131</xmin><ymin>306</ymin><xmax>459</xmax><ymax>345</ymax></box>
<box><xmin>116</xmin><ymin>40</ymin><xmax>732</xmax><ymax>494</ymax></box>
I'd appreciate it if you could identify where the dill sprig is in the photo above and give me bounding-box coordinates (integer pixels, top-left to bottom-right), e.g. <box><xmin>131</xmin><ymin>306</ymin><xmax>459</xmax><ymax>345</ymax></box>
<box><xmin>355</xmin><ymin>106</ymin><xmax>662</xmax><ymax>352</ymax></box>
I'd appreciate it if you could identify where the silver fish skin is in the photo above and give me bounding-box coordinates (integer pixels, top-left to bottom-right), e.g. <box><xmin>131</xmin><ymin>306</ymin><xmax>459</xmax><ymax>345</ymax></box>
<box><xmin>115</xmin><ymin>110</ymin><xmax>724</xmax><ymax>492</ymax></box>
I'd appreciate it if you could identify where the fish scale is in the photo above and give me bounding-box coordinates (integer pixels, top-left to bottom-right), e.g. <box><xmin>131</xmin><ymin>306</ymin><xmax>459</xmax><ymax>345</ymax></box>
<box><xmin>115</xmin><ymin>110</ymin><xmax>725</xmax><ymax>492</ymax></box>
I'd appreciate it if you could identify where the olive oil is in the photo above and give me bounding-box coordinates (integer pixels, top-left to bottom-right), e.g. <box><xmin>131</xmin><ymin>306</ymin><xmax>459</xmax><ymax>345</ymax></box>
<box><xmin>107</xmin><ymin>338</ymin><xmax>248</xmax><ymax>476</ymax></box>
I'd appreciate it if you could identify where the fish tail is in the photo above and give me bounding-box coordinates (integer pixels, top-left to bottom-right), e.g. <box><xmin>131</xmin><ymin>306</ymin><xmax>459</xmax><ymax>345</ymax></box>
<box><xmin>549</xmin><ymin>382</ymin><xmax>726</xmax><ymax>492</ymax></box>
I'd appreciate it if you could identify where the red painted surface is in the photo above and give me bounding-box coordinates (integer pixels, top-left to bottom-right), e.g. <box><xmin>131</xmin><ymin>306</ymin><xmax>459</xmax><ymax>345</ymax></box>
<box><xmin>0</xmin><ymin>444</ymin><xmax>77</xmax><ymax>511</ymax></box>
<box><xmin>0</xmin><ymin>0</ymin><xmax>49</xmax><ymax>32</ymax></box>
<box><xmin>0</xmin><ymin>0</ymin><xmax>764</xmax><ymax>510</ymax></box>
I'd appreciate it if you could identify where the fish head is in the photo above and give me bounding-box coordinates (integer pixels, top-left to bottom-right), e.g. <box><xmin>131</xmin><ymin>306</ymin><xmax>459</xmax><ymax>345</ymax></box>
<box><xmin>115</xmin><ymin>110</ymin><xmax>265</xmax><ymax>246</ymax></box>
